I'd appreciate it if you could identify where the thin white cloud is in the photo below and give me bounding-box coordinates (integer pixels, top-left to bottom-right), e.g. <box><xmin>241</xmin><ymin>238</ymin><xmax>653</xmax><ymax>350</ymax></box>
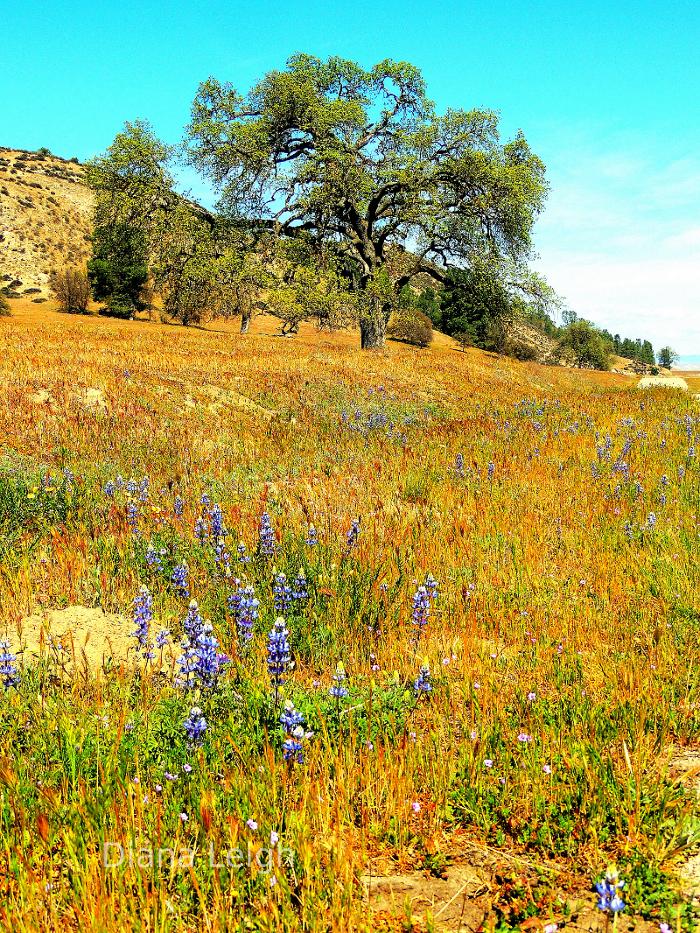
<box><xmin>534</xmin><ymin>137</ymin><xmax>700</xmax><ymax>356</ymax></box>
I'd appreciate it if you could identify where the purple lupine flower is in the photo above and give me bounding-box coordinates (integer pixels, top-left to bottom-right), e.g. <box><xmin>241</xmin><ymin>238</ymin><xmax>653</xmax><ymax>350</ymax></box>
<box><xmin>131</xmin><ymin>586</ymin><xmax>154</xmax><ymax>660</ymax></box>
<box><xmin>280</xmin><ymin>699</ymin><xmax>305</xmax><ymax>733</ymax></box>
<box><xmin>292</xmin><ymin>569</ymin><xmax>308</xmax><ymax>601</ymax></box>
<box><xmin>228</xmin><ymin>584</ymin><xmax>259</xmax><ymax>646</ymax></box>
<box><xmin>155</xmin><ymin>629</ymin><xmax>170</xmax><ymax>648</ymax></box>
<box><xmin>0</xmin><ymin>641</ymin><xmax>19</xmax><ymax>689</ymax></box>
<box><xmin>194</xmin><ymin>516</ymin><xmax>208</xmax><ymax>543</ymax></box>
<box><xmin>273</xmin><ymin>573</ymin><xmax>292</xmax><ymax>614</ymax></box>
<box><xmin>424</xmin><ymin>573</ymin><xmax>438</xmax><ymax>602</ymax></box>
<box><xmin>171</xmin><ymin>562</ymin><xmax>189</xmax><ymax>598</ymax></box>
<box><xmin>346</xmin><ymin>519</ymin><xmax>360</xmax><ymax>550</ymax></box>
<box><xmin>126</xmin><ymin>501</ymin><xmax>139</xmax><ymax>534</ymax></box>
<box><xmin>104</xmin><ymin>481</ymin><xmax>116</xmax><ymax>497</ymax></box>
<box><xmin>209</xmin><ymin>503</ymin><xmax>225</xmax><ymax>539</ymax></box>
<box><xmin>237</xmin><ymin>541</ymin><xmax>250</xmax><ymax>564</ymax></box>
<box><xmin>267</xmin><ymin>618</ymin><xmax>291</xmax><ymax>700</ymax></box>
<box><xmin>174</xmin><ymin>495</ymin><xmax>184</xmax><ymax>519</ymax></box>
<box><xmin>487</xmin><ymin>461</ymin><xmax>495</xmax><ymax>481</ymax></box>
<box><xmin>182</xmin><ymin>600</ymin><xmax>204</xmax><ymax>641</ymax></box>
<box><xmin>411</xmin><ymin>585</ymin><xmax>431</xmax><ymax>635</ymax></box>
<box><xmin>454</xmin><ymin>453</ymin><xmax>465</xmax><ymax>477</ymax></box>
<box><xmin>138</xmin><ymin>477</ymin><xmax>149</xmax><ymax>503</ymax></box>
<box><xmin>283</xmin><ymin>727</ymin><xmax>306</xmax><ymax>764</ymax></box>
<box><xmin>183</xmin><ymin>707</ymin><xmax>207</xmax><ymax>745</ymax></box>
<box><xmin>258</xmin><ymin>512</ymin><xmax>276</xmax><ymax>557</ymax></box>
<box><xmin>214</xmin><ymin>541</ymin><xmax>230</xmax><ymax>576</ymax></box>
<box><xmin>177</xmin><ymin>623</ymin><xmax>228</xmax><ymax>691</ymax></box>
<box><xmin>145</xmin><ymin>546</ymin><xmax>163</xmax><ymax>572</ymax></box>
<box><xmin>595</xmin><ymin>866</ymin><xmax>625</xmax><ymax>914</ymax></box>
<box><xmin>306</xmin><ymin>524</ymin><xmax>318</xmax><ymax>547</ymax></box>
<box><xmin>329</xmin><ymin>662</ymin><xmax>349</xmax><ymax>699</ymax></box>
<box><xmin>414</xmin><ymin>662</ymin><xmax>432</xmax><ymax>695</ymax></box>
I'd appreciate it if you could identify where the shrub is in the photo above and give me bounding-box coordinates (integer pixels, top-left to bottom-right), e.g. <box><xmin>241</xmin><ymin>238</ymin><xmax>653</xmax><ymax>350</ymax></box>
<box><xmin>50</xmin><ymin>268</ymin><xmax>90</xmax><ymax>314</ymax></box>
<box><xmin>0</xmin><ymin>293</ymin><xmax>10</xmax><ymax>317</ymax></box>
<box><xmin>454</xmin><ymin>331</ymin><xmax>473</xmax><ymax>352</ymax></box>
<box><xmin>503</xmin><ymin>337</ymin><xmax>539</xmax><ymax>362</ymax></box>
<box><xmin>387</xmin><ymin>308</ymin><xmax>433</xmax><ymax>348</ymax></box>
<box><xmin>98</xmin><ymin>298</ymin><xmax>134</xmax><ymax>320</ymax></box>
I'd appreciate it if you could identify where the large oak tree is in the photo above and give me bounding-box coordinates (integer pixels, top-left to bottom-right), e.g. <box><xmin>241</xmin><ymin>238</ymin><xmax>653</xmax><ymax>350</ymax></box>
<box><xmin>187</xmin><ymin>54</ymin><xmax>548</xmax><ymax>348</ymax></box>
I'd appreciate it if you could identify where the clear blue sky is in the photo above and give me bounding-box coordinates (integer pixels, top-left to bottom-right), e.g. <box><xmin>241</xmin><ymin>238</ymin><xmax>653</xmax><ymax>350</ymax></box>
<box><xmin>3</xmin><ymin>0</ymin><xmax>699</xmax><ymax>360</ymax></box>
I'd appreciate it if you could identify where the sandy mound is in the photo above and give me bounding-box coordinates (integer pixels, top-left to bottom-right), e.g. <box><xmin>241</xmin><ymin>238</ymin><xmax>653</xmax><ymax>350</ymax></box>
<box><xmin>638</xmin><ymin>375</ymin><xmax>689</xmax><ymax>390</ymax></box>
<box><xmin>7</xmin><ymin>605</ymin><xmax>145</xmax><ymax>675</ymax></box>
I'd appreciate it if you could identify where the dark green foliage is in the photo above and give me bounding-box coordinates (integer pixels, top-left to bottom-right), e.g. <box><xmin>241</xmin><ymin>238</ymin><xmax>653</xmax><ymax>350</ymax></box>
<box><xmin>0</xmin><ymin>293</ymin><xmax>10</xmax><ymax>317</ymax></box>
<box><xmin>87</xmin><ymin>223</ymin><xmax>148</xmax><ymax>314</ymax></box>
<box><xmin>657</xmin><ymin>346</ymin><xmax>679</xmax><ymax>369</ymax></box>
<box><xmin>558</xmin><ymin>320</ymin><xmax>611</xmax><ymax>370</ymax></box>
<box><xmin>439</xmin><ymin>266</ymin><xmax>512</xmax><ymax>350</ymax></box>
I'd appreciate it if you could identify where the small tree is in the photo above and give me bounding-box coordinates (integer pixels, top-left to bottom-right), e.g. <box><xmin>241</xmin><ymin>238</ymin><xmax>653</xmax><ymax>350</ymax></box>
<box><xmin>439</xmin><ymin>264</ymin><xmax>513</xmax><ymax>350</ymax></box>
<box><xmin>558</xmin><ymin>320</ymin><xmax>610</xmax><ymax>370</ymax></box>
<box><xmin>657</xmin><ymin>346</ymin><xmax>679</xmax><ymax>369</ymax></box>
<box><xmin>51</xmin><ymin>268</ymin><xmax>91</xmax><ymax>314</ymax></box>
<box><xmin>88</xmin><ymin>223</ymin><xmax>149</xmax><ymax>316</ymax></box>
<box><xmin>187</xmin><ymin>54</ymin><xmax>547</xmax><ymax>349</ymax></box>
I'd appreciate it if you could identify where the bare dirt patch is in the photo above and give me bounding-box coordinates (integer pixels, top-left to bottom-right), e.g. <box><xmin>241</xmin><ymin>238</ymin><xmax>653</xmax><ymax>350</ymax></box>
<box><xmin>5</xmin><ymin>605</ymin><xmax>173</xmax><ymax>677</ymax></box>
<box><xmin>638</xmin><ymin>375</ymin><xmax>689</xmax><ymax>390</ymax></box>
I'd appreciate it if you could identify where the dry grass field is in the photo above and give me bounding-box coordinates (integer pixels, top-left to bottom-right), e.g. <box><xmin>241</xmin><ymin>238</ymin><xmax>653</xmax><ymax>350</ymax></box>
<box><xmin>0</xmin><ymin>299</ymin><xmax>699</xmax><ymax>931</ymax></box>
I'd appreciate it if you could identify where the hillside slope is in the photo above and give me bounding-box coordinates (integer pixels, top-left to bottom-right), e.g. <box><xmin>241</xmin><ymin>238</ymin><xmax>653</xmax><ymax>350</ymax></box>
<box><xmin>0</xmin><ymin>147</ymin><xmax>92</xmax><ymax>297</ymax></box>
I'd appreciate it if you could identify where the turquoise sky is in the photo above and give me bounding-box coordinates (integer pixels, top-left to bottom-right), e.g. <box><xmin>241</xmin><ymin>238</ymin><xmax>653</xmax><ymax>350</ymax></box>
<box><xmin>3</xmin><ymin>1</ymin><xmax>699</xmax><ymax>360</ymax></box>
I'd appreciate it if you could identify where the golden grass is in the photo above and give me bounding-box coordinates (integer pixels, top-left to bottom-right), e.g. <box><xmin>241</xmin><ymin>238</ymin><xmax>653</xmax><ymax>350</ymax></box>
<box><xmin>0</xmin><ymin>300</ymin><xmax>697</xmax><ymax>932</ymax></box>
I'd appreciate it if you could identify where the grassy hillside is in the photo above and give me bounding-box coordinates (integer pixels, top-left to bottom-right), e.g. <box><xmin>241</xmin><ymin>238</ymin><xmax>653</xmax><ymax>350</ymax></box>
<box><xmin>0</xmin><ymin>301</ymin><xmax>699</xmax><ymax>931</ymax></box>
<box><xmin>0</xmin><ymin>148</ymin><xmax>92</xmax><ymax>297</ymax></box>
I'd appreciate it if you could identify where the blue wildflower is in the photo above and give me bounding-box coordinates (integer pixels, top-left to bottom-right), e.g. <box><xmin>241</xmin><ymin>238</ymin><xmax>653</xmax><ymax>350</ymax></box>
<box><xmin>411</xmin><ymin>585</ymin><xmax>431</xmax><ymax>634</ymax></box>
<box><xmin>228</xmin><ymin>584</ymin><xmax>258</xmax><ymax>645</ymax></box>
<box><xmin>145</xmin><ymin>546</ymin><xmax>164</xmax><ymax>572</ymax></box>
<box><xmin>171</xmin><ymin>563</ymin><xmax>189</xmax><ymax>599</ymax></box>
<box><xmin>306</xmin><ymin>524</ymin><xmax>318</xmax><ymax>547</ymax></box>
<box><xmin>183</xmin><ymin>706</ymin><xmax>207</xmax><ymax>745</ymax></box>
<box><xmin>174</xmin><ymin>495</ymin><xmax>184</xmax><ymax>518</ymax></box>
<box><xmin>292</xmin><ymin>569</ymin><xmax>308</xmax><ymax>601</ymax></box>
<box><xmin>209</xmin><ymin>503</ymin><xmax>225</xmax><ymax>539</ymax></box>
<box><xmin>131</xmin><ymin>586</ymin><xmax>154</xmax><ymax>660</ymax></box>
<box><xmin>414</xmin><ymin>661</ymin><xmax>432</xmax><ymax>695</ymax></box>
<box><xmin>126</xmin><ymin>501</ymin><xmax>139</xmax><ymax>534</ymax></box>
<box><xmin>273</xmin><ymin>573</ymin><xmax>292</xmax><ymax>614</ymax></box>
<box><xmin>0</xmin><ymin>640</ymin><xmax>19</xmax><ymax>689</ymax></box>
<box><xmin>104</xmin><ymin>481</ymin><xmax>116</xmax><ymax>497</ymax></box>
<box><xmin>194</xmin><ymin>516</ymin><xmax>208</xmax><ymax>543</ymax></box>
<box><xmin>267</xmin><ymin>618</ymin><xmax>291</xmax><ymax>699</ymax></box>
<box><xmin>182</xmin><ymin>600</ymin><xmax>204</xmax><ymax>641</ymax></box>
<box><xmin>329</xmin><ymin>662</ymin><xmax>349</xmax><ymax>699</ymax></box>
<box><xmin>596</xmin><ymin>866</ymin><xmax>625</xmax><ymax>914</ymax></box>
<box><xmin>259</xmin><ymin>512</ymin><xmax>276</xmax><ymax>557</ymax></box>
<box><xmin>346</xmin><ymin>519</ymin><xmax>360</xmax><ymax>550</ymax></box>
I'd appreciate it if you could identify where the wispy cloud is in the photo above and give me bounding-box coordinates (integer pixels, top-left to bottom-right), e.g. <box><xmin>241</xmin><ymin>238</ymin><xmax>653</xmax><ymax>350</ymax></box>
<box><xmin>534</xmin><ymin>137</ymin><xmax>700</xmax><ymax>356</ymax></box>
